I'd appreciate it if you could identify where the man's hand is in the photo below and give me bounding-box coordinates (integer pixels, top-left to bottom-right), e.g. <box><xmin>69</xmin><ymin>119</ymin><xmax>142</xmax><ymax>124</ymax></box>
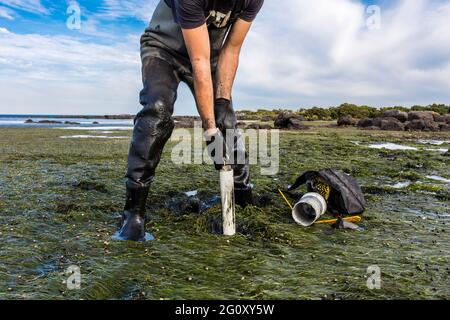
<box><xmin>205</xmin><ymin>128</ymin><xmax>233</xmax><ymax>170</ymax></box>
<box><xmin>181</xmin><ymin>24</ymin><xmax>216</xmax><ymax>131</ymax></box>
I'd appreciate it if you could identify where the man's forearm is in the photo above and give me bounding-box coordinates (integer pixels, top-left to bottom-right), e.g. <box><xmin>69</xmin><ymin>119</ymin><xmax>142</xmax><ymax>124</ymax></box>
<box><xmin>216</xmin><ymin>48</ymin><xmax>240</xmax><ymax>100</ymax></box>
<box><xmin>192</xmin><ymin>59</ymin><xmax>216</xmax><ymax>130</ymax></box>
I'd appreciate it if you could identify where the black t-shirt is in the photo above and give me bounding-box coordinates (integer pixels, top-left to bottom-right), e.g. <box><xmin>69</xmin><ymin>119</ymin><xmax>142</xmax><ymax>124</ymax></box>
<box><xmin>167</xmin><ymin>0</ymin><xmax>264</xmax><ymax>29</ymax></box>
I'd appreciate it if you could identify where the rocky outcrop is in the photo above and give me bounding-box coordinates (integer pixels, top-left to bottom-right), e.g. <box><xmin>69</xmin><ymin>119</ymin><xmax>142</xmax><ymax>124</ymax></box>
<box><xmin>337</xmin><ymin>115</ymin><xmax>357</xmax><ymax>126</ymax></box>
<box><xmin>380</xmin><ymin>117</ymin><xmax>405</xmax><ymax>131</ymax></box>
<box><xmin>355</xmin><ymin>110</ymin><xmax>449</xmax><ymax>132</ymax></box>
<box><xmin>357</xmin><ymin>118</ymin><xmax>374</xmax><ymax>128</ymax></box>
<box><xmin>274</xmin><ymin>112</ymin><xmax>309</xmax><ymax>130</ymax></box>
<box><xmin>383</xmin><ymin>110</ymin><xmax>408</xmax><ymax>122</ymax></box>
<box><xmin>445</xmin><ymin>115</ymin><xmax>450</xmax><ymax>124</ymax></box>
<box><xmin>408</xmin><ymin>111</ymin><xmax>435</xmax><ymax>122</ymax></box>
<box><xmin>405</xmin><ymin>119</ymin><xmax>440</xmax><ymax>132</ymax></box>
<box><xmin>433</xmin><ymin>114</ymin><xmax>446</xmax><ymax>123</ymax></box>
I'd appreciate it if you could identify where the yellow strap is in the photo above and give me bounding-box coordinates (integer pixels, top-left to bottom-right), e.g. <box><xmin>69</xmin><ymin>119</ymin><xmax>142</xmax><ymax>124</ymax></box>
<box><xmin>314</xmin><ymin>216</ymin><xmax>362</xmax><ymax>225</ymax></box>
<box><xmin>278</xmin><ymin>189</ymin><xmax>293</xmax><ymax>209</ymax></box>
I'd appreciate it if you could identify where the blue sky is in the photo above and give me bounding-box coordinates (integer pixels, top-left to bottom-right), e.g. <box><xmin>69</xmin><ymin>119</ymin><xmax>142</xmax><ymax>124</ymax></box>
<box><xmin>0</xmin><ymin>0</ymin><xmax>449</xmax><ymax>115</ymax></box>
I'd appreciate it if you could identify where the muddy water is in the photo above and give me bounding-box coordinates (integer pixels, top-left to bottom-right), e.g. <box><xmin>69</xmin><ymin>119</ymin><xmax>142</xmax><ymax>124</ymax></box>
<box><xmin>0</xmin><ymin>127</ymin><xmax>448</xmax><ymax>299</ymax></box>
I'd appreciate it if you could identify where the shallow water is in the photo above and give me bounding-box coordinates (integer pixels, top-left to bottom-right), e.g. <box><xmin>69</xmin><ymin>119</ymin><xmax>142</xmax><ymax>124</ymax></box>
<box><xmin>0</xmin><ymin>126</ymin><xmax>449</xmax><ymax>300</ymax></box>
<box><xmin>60</xmin><ymin>135</ymin><xmax>129</xmax><ymax>139</ymax></box>
<box><xmin>0</xmin><ymin>115</ymin><xmax>133</xmax><ymax>128</ymax></box>
<box><xmin>368</xmin><ymin>142</ymin><xmax>417</xmax><ymax>151</ymax></box>
<box><xmin>426</xmin><ymin>175</ymin><xmax>450</xmax><ymax>184</ymax></box>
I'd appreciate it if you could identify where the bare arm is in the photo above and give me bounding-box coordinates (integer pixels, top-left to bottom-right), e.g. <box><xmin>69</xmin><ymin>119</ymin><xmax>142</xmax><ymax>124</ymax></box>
<box><xmin>216</xmin><ymin>19</ymin><xmax>252</xmax><ymax>99</ymax></box>
<box><xmin>182</xmin><ymin>24</ymin><xmax>216</xmax><ymax>132</ymax></box>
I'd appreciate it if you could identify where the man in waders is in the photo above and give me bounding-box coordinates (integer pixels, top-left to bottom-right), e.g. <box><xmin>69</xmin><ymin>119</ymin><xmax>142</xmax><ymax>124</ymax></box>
<box><xmin>115</xmin><ymin>0</ymin><xmax>265</xmax><ymax>241</ymax></box>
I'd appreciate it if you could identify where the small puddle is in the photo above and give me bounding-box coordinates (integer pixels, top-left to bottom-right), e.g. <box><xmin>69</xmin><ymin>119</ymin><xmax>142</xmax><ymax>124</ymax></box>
<box><xmin>390</xmin><ymin>181</ymin><xmax>412</xmax><ymax>189</ymax></box>
<box><xmin>184</xmin><ymin>190</ymin><xmax>198</xmax><ymax>197</ymax></box>
<box><xmin>60</xmin><ymin>135</ymin><xmax>128</xmax><ymax>139</ymax></box>
<box><xmin>417</xmin><ymin>139</ymin><xmax>450</xmax><ymax>146</ymax></box>
<box><xmin>59</xmin><ymin>126</ymin><xmax>132</xmax><ymax>131</ymax></box>
<box><xmin>426</xmin><ymin>175</ymin><xmax>450</xmax><ymax>184</ymax></box>
<box><xmin>425</xmin><ymin>148</ymin><xmax>449</xmax><ymax>153</ymax></box>
<box><xmin>368</xmin><ymin>143</ymin><xmax>417</xmax><ymax>151</ymax></box>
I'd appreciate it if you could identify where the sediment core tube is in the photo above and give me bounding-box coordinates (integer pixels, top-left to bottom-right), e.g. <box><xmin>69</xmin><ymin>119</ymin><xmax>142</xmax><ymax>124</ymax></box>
<box><xmin>220</xmin><ymin>166</ymin><xmax>236</xmax><ymax>236</ymax></box>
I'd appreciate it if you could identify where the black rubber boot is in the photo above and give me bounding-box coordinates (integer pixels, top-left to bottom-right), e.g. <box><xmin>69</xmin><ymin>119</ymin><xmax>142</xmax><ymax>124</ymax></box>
<box><xmin>114</xmin><ymin>183</ymin><xmax>151</xmax><ymax>242</ymax></box>
<box><xmin>235</xmin><ymin>188</ymin><xmax>253</xmax><ymax>207</ymax></box>
<box><xmin>115</xmin><ymin>58</ymin><xmax>180</xmax><ymax>241</ymax></box>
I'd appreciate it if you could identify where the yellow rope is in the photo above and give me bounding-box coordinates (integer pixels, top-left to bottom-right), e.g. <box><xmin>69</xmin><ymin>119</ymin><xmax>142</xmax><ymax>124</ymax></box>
<box><xmin>278</xmin><ymin>189</ymin><xmax>293</xmax><ymax>209</ymax></box>
<box><xmin>314</xmin><ymin>216</ymin><xmax>362</xmax><ymax>225</ymax></box>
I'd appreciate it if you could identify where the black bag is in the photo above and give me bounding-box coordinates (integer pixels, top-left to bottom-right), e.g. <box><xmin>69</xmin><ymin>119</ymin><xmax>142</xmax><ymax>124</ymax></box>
<box><xmin>288</xmin><ymin>169</ymin><xmax>366</xmax><ymax>216</ymax></box>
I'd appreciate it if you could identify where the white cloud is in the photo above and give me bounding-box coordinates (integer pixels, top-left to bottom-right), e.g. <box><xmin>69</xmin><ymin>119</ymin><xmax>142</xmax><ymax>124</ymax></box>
<box><xmin>0</xmin><ymin>30</ymin><xmax>142</xmax><ymax>114</ymax></box>
<box><xmin>1</xmin><ymin>0</ymin><xmax>450</xmax><ymax>115</ymax></box>
<box><xmin>237</xmin><ymin>0</ymin><xmax>450</xmax><ymax>108</ymax></box>
<box><xmin>0</xmin><ymin>5</ymin><xmax>15</xmax><ymax>19</ymax></box>
<box><xmin>0</xmin><ymin>0</ymin><xmax>49</xmax><ymax>14</ymax></box>
<box><xmin>98</xmin><ymin>0</ymin><xmax>157</xmax><ymax>22</ymax></box>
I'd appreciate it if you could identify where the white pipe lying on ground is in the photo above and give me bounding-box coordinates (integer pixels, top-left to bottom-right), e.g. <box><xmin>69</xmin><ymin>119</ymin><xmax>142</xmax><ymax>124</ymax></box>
<box><xmin>292</xmin><ymin>192</ymin><xmax>327</xmax><ymax>227</ymax></box>
<box><xmin>220</xmin><ymin>165</ymin><xmax>236</xmax><ymax>236</ymax></box>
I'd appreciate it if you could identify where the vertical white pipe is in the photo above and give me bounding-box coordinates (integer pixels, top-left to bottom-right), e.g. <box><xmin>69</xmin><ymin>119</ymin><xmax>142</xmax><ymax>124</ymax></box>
<box><xmin>220</xmin><ymin>166</ymin><xmax>236</xmax><ymax>236</ymax></box>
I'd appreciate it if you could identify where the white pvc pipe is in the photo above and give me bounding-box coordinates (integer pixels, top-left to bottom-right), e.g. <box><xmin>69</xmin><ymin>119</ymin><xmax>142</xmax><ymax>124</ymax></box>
<box><xmin>292</xmin><ymin>192</ymin><xmax>327</xmax><ymax>227</ymax></box>
<box><xmin>220</xmin><ymin>166</ymin><xmax>236</xmax><ymax>236</ymax></box>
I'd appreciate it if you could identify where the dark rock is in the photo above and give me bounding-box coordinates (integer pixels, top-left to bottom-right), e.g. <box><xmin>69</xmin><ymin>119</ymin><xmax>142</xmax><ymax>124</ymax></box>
<box><xmin>406</xmin><ymin>119</ymin><xmax>440</xmax><ymax>132</ymax></box>
<box><xmin>38</xmin><ymin>120</ymin><xmax>62</xmax><ymax>124</ymax></box>
<box><xmin>274</xmin><ymin>112</ymin><xmax>308</xmax><ymax>130</ymax></box>
<box><xmin>445</xmin><ymin>115</ymin><xmax>450</xmax><ymax>124</ymax></box>
<box><xmin>440</xmin><ymin>123</ymin><xmax>450</xmax><ymax>132</ymax></box>
<box><xmin>406</xmin><ymin>120</ymin><xmax>425</xmax><ymax>131</ymax></box>
<box><xmin>64</xmin><ymin>121</ymin><xmax>80</xmax><ymax>125</ymax></box>
<box><xmin>337</xmin><ymin>115</ymin><xmax>356</xmax><ymax>126</ymax></box>
<box><xmin>245</xmin><ymin>123</ymin><xmax>273</xmax><ymax>130</ymax></box>
<box><xmin>92</xmin><ymin>121</ymin><xmax>99</xmax><ymax>124</ymax></box>
<box><xmin>408</xmin><ymin>111</ymin><xmax>435</xmax><ymax>122</ymax></box>
<box><xmin>287</xmin><ymin>118</ymin><xmax>309</xmax><ymax>130</ymax></box>
<box><xmin>372</xmin><ymin>117</ymin><xmax>383</xmax><ymax>127</ymax></box>
<box><xmin>25</xmin><ymin>119</ymin><xmax>34</xmax><ymax>123</ymax></box>
<box><xmin>357</xmin><ymin>118</ymin><xmax>373</xmax><ymax>128</ymax></box>
<box><xmin>433</xmin><ymin>114</ymin><xmax>446</xmax><ymax>123</ymax></box>
<box><xmin>380</xmin><ymin>117</ymin><xmax>405</xmax><ymax>131</ymax></box>
<box><xmin>383</xmin><ymin>110</ymin><xmax>408</xmax><ymax>122</ymax></box>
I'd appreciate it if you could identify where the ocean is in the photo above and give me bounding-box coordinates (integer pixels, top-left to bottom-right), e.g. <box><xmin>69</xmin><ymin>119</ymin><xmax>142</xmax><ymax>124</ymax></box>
<box><xmin>0</xmin><ymin>115</ymin><xmax>133</xmax><ymax>128</ymax></box>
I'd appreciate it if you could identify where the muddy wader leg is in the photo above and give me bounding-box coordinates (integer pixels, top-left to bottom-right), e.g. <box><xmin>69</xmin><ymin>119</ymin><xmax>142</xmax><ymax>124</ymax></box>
<box><xmin>214</xmin><ymin>98</ymin><xmax>253</xmax><ymax>207</ymax></box>
<box><xmin>115</xmin><ymin>58</ymin><xmax>180</xmax><ymax>241</ymax></box>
